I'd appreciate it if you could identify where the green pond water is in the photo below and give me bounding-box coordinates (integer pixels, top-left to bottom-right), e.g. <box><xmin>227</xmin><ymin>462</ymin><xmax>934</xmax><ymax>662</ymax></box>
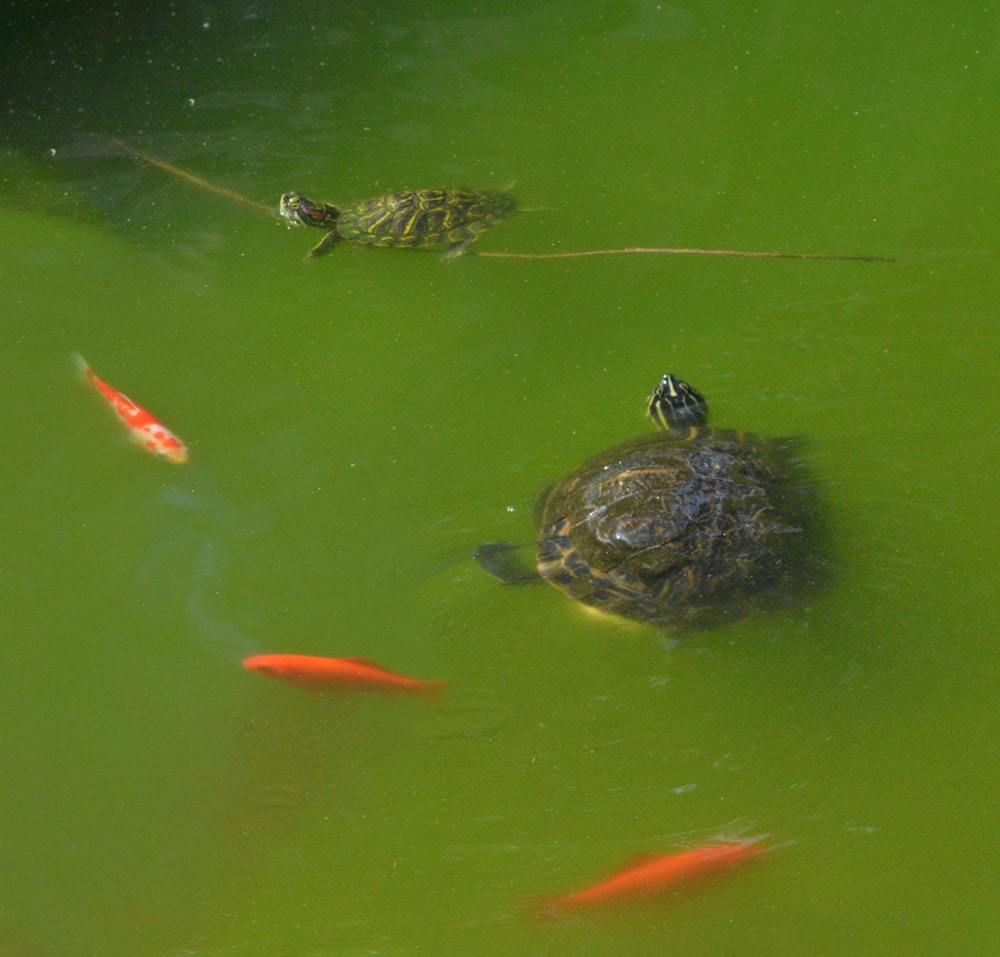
<box><xmin>1</xmin><ymin>3</ymin><xmax>997</xmax><ymax>955</ymax></box>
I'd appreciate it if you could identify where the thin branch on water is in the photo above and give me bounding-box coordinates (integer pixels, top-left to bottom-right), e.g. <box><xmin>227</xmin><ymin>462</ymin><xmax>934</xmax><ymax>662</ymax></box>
<box><xmin>109</xmin><ymin>138</ymin><xmax>276</xmax><ymax>215</ymax></box>
<box><xmin>478</xmin><ymin>247</ymin><xmax>895</xmax><ymax>263</ymax></box>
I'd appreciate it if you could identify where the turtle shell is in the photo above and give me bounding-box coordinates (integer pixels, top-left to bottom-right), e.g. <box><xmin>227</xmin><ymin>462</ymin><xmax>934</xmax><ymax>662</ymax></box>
<box><xmin>337</xmin><ymin>188</ymin><xmax>516</xmax><ymax>249</ymax></box>
<box><xmin>535</xmin><ymin>427</ymin><xmax>822</xmax><ymax>628</ymax></box>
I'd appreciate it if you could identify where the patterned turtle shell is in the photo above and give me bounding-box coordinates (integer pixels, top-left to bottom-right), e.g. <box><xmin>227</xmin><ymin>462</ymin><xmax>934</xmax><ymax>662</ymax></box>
<box><xmin>280</xmin><ymin>188</ymin><xmax>516</xmax><ymax>259</ymax></box>
<box><xmin>478</xmin><ymin>375</ymin><xmax>825</xmax><ymax>629</ymax></box>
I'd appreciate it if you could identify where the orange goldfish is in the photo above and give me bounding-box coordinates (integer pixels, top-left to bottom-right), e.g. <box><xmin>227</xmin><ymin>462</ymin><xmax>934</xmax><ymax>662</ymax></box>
<box><xmin>73</xmin><ymin>353</ymin><xmax>188</xmax><ymax>463</ymax></box>
<box><xmin>533</xmin><ymin>840</ymin><xmax>765</xmax><ymax>916</ymax></box>
<box><xmin>242</xmin><ymin>654</ymin><xmax>445</xmax><ymax>700</ymax></box>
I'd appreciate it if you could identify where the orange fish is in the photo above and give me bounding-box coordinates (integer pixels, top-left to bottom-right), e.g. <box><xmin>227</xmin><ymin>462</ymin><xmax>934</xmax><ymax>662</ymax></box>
<box><xmin>73</xmin><ymin>353</ymin><xmax>188</xmax><ymax>463</ymax></box>
<box><xmin>242</xmin><ymin>654</ymin><xmax>445</xmax><ymax>700</ymax></box>
<box><xmin>533</xmin><ymin>840</ymin><xmax>765</xmax><ymax>916</ymax></box>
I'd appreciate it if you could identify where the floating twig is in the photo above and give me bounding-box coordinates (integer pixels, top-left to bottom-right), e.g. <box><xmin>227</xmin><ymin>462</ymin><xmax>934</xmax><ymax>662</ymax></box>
<box><xmin>478</xmin><ymin>246</ymin><xmax>893</xmax><ymax>263</ymax></box>
<box><xmin>109</xmin><ymin>138</ymin><xmax>275</xmax><ymax>215</ymax></box>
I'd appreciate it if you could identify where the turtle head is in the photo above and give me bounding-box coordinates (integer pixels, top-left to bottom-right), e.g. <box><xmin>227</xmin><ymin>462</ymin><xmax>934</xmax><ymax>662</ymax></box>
<box><xmin>279</xmin><ymin>192</ymin><xmax>339</xmax><ymax>229</ymax></box>
<box><xmin>646</xmin><ymin>374</ymin><xmax>709</xmax><ymax>431</ymax></box>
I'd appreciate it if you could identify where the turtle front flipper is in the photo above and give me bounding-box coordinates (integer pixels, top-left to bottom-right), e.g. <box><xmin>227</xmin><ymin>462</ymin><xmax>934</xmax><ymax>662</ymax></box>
<box><xmin>474</xmin><ymin>542</ymin><xmax>541</xmax><ymax>584</ymax></box>
<box><xmin>307</xmin><ymin>230</ymin><xmax>342</xmax><ymax>258</ymax></box>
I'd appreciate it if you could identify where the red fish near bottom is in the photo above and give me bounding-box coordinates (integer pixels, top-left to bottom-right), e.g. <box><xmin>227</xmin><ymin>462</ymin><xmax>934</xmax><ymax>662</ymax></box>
<box><xmin>533</xmin><ymin>840</ymin><xmax>766</xmax><ymax>917</ymax></box>
<box><xmin>243</xmin><ymin>654</ymin><xmax>445</xmax><ymax>700</ymax></box>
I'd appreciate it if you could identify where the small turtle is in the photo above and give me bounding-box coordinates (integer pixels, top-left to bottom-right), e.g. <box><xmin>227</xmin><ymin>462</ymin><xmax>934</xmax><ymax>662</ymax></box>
<box><xmin>279</xmin><ymin>188</ymin><xmax>516</xmax><ymax>259</ymax></box>
<box><xmin>476</xmin><ymin>375</ymin><xmax>826</xmax><ymax>629</ymax></box>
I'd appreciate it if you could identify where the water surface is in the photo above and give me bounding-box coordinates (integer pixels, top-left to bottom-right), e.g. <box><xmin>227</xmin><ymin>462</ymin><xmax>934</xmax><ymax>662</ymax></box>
<box><xmin>1</xmin><ymin>3</ymin><xmax>997</xmax><ymax>955</ymax></box>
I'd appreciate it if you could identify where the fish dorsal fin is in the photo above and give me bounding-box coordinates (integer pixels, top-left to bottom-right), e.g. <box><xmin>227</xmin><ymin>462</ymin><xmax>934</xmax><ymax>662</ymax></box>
<box><xmin>602</xmin><ymin>846</ymin><xmax>736</xmax><ymax>881</ymax></box>
<box><xmin>342</xmin><ymin>657</ymin><xmax>407</xmax><ymax>678</ymax></box>
<box><xmin>608</xmin><ymin>854</ymin><xmax>665</xmax><ymax>875</ymax></box>
<box><xmin>624</xmin><ymin>853</ymin><xmax>664</xmax><ymax>866</ymax></box>
<box><xmin>342</xmin><ymin>657</ymin><xmax>388</xmax><ymax>669</ymax></box>
<box><xmin>115</xmin><ymin>392</ymin><xmax>142</xmax><ymax>415</ymax></box>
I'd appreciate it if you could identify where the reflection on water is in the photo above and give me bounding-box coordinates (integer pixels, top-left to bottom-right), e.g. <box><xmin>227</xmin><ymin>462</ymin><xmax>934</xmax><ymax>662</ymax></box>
<box><xmin>131</xmin><ymin>478</ymin><xmax>274</xmax><ymax>660</ymax></box>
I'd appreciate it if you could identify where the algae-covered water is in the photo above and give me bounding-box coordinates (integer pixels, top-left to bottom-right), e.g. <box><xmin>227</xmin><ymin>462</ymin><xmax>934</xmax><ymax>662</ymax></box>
<box><xmin>1</xmin><ymin>3</ymin><xmax>997</xmax><ymax>955</ymax></box>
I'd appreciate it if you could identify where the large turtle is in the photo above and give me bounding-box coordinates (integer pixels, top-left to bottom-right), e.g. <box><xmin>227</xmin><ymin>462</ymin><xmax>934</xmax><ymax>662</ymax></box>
<box><xmin>279</xmin><ymin>188</ymin><xmax>516</xmax><ymax>259</ymax></box>
<box><xmin>476</xmin><ymin>374</ymin><xmax>826</xmax><ymax>629</ymax></box>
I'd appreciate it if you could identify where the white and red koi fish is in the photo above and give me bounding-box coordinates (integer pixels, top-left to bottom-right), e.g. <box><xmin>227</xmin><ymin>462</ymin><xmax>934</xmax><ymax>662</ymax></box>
<box><xmin>73</xmin><ymin>353</ymin><xmax>188</xmax><ymax>463</ymax></box>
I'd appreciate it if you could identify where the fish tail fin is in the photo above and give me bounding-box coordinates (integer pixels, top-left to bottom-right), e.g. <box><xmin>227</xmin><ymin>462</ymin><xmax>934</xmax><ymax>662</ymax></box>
<box><xmin>521</xmin><ymin>894</ymin><xmax>565</xmax><ymax>921</ymax></box>
<box><xmin>71</xmin><ymin>351</ymin><xmax>94</xmax><ymax>383</ymax></box>
<box><xmin>414</xmin><ymin>679</ymin><xmax>447</xmax><ymax>705</ymax></box>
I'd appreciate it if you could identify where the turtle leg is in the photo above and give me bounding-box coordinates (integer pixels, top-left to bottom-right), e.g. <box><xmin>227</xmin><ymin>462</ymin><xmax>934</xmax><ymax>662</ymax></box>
<box><xmin>474</xmin><ymin>542</ymin><xmax>541</xmax><ymax>584</ymax></box>
<box><xmin>442</xmin><ymin>234</ymin><xmax>478</xmax><ymax>261</ymax></box>
<box><xmin>306</xmin><ymin>230</ymin><xmax>342</xmax><ymax>258</ymax></box>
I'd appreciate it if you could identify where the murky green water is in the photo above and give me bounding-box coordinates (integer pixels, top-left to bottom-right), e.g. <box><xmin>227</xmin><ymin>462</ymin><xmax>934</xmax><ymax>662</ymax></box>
<box><xmin>1</xmin><ymin>3</ymin><xmax>997</xmax><ymax>955</ymax></box>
